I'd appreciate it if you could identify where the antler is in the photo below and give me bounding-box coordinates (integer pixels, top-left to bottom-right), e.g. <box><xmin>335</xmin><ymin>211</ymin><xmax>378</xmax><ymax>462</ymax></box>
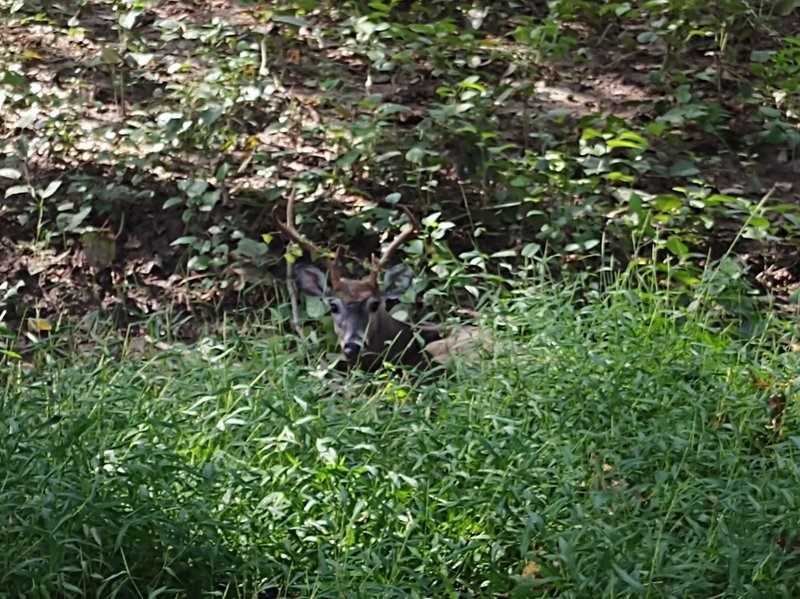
<box><xmin>272</xmin><ymin>193</ymin><xmax>341</xmax><ymax>283</ymax></box>
<box><xmin>367</xmin><ymin>205</ymin><xmax>419</xmax><ymax>287</ymax></box>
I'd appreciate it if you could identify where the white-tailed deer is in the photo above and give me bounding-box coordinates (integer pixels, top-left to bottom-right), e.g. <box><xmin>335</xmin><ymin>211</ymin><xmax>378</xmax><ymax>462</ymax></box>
<box><xmin>273</xmin><ymin>197</ymin><xmax>487</xmax><ymax>371</ymax></box>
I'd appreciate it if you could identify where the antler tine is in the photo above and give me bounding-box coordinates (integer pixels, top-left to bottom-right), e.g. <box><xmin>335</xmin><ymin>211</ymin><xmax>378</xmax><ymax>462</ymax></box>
<box><xmin>272</xmin><ymin>193</ymin><xmax>341</xmax><ymax>284</ymax></box>
<box><xmin>271</xmin><ymin>205</ymin><xmax>321</xmax><ymax>258</ymax></box>
<box><xmin>368</xmin><ymin>205</ymin><xmax>419</xmax><ymax>286</ymax></box>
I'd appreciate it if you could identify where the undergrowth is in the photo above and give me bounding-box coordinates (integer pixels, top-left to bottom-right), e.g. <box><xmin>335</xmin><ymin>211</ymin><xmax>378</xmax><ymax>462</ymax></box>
<box><xmin>1</xmin><ymin>268</ymin><xmax>798</xmax><ymax>598</ymax></box>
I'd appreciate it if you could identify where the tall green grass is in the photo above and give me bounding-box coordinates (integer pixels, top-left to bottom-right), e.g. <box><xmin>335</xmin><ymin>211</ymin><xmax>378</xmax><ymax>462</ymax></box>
<box><xmin>1</xmin><ymin>273</ymin><xmax>798</xmax><ymax>598</ymax></box>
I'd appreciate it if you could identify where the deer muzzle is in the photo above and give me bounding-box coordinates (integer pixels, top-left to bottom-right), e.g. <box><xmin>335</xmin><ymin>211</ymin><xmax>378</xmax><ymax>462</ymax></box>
<box><xmin>343</xmin><ymin>340</ymin><xmax>362</xmax><ymax>359</ymax></box>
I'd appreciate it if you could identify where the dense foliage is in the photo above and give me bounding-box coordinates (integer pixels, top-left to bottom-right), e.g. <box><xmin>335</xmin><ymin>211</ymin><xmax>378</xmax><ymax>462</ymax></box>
<box><xmin>2</xmin><ymin>272</ymin><xmax>799</xmax><ymax>596</ymax></box>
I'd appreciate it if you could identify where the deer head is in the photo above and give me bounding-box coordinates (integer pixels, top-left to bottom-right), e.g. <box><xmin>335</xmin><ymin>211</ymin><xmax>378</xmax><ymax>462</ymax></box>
<box><xmin>272</xmin><ymin>197</ymin><xmax>429</xmax><ymax>370</ymax></box>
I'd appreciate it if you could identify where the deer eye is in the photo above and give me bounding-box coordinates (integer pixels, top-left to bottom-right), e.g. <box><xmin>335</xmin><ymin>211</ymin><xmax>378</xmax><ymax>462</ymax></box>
<box><xmin>367</xmin><ymin>298</ymin><xmax>381</xmax><ymax>313</ymax></box>
<box><xmin>327</xmin><ymin>299</ymin><xmax>342</xmax><ymax>315</ymax></box>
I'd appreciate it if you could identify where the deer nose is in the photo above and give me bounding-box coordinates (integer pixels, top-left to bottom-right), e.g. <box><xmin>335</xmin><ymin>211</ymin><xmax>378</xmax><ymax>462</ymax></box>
<box><xmin>343</xmin><ymin>341</ymin><xmax>361</xmax><ymax>359</ymax></box>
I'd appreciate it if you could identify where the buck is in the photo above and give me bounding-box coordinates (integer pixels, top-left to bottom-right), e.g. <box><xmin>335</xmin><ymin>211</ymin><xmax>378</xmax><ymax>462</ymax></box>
<box><xmin>273</xmin><ymin>197</ymin><xmax>487</xmax><ymax>371</ymax></box>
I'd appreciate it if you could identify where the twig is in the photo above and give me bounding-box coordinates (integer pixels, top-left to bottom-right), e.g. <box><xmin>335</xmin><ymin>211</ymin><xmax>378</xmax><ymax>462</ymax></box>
<box><xmin>287</xmin><ymin>262</ymin><xmax>305</xmax><ymax>341</ymax></box>
<box><xmin>283</xmin><ymin>187</ymin><xmax>306</xmax><ymax>340</ymax></box>
<box><xmin>114</xmin><ymin>210</ymin><xmax>125</xmax><ymax>240</ymax></box>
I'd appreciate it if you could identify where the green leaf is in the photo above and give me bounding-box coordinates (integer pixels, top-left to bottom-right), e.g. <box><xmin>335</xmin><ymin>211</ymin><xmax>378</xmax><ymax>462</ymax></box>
<box><xmin>611</xmin><ymin>563</ymin><xmax>644</xmax><ymax>591</ymax></box>
<box><xmin>521</xmin><ymin>243</ymin><xmax>541</xmax><ymax>257</ymax></box>
<box><xmin>750</xmin><ymin>50</ymin><xmax>774</xmax><ymax>63</ymax></box>
<box><xmin>637</xmin><ymin>31</ymin><xmax>658</xmax><ymax>44</ymax></box>
<box><xmin>336</xmin><ymin>150</ymin><xmax>361</xmax><ymax>168</ymax></box>
<box><xmin>459</xmin><ymin>79</ymin><xmax>486</xmax><ymax>93</ymax></box>
<box><xmin>775</xmin><ymin>0</ymin><xmax>798</xmax><ymax>16</ymax></box>
<box><xmin>377</xmin><ymin>103</ymin><xmax>411</xmax><ymax>115</ymax></box>
<box><xmin>645</xmin><ymin>121</ymin><xmax>665</xmax><ymax>137</ymax></box>
<box><xmin>163</xmin><ymin>197</ymin><xmax>183</xmax><ymax>209</ymax></box>
<box><xmin>665</xmin><ymin>236</ymin><xmax>689</xmax><ymax>258</ymax></box>
<box><xmin>652</xmin><ymin>195</ymin><xmax>683</xmax><ymax>212</ymax></box>
<box><xmin>200</xmin><ymin>107</ymin><xmax>223</xmax><ymax>127</ymax></box>
<box><xmin>0</xmin><ymin>168</ymin><xmax>22</xmax><ymax>179</ymax></box>
<box><xmin>510</xmin><ymin>176</ymin><xmax>531</xmax><ymax>187</ymax></box>
<box><xmin>584</xmin><ymin>238</ymin><xmax>600</xmax><ymax>250</ymax></box>
<box><xmin>100</xmin><ymin>46</ymin><xmax>124</xmax><ymax>65</ymax></box>
<box><xmin>405</xmin><ymin>239</ymin><xmax>423</xmax><ymax>255</ymax></box>
<box><xmin>199</xmin><ymin>190</ymin><xmax>221</xmax><ymax>212</ymax></box>
<box><xmin>40</xmin><ymin>180</ymin><xmax>62</xmax><ymax>199</ymax></box>
<box><xmin>405</xmin><ymin>146</ymin><xmax>428</xmax><ymax>164</ymax></box>
<box><xmin>580</xmin><ymin>128</ymin><xmax>604</xmax><ymax>141</ymax></box>
<box><xmin>216</xmin><ymin>161</ymin><xmax>230</xmax><ymax>182</ymax></box>
<box><xmin>180</xmin><ymin>180</ymin><xmax>208</xmax><ymax>197</ymax></box>
<box><xmin>171</xmin><ymin>236</ymin><xmax>198</xmax><ymax>246</ymax></box>
<box><xmin>747</xmin><ymin>216</ymin><xmax>770</xmax><ymax>229</ymax></box>
<box><xmin>272</xmin><ymin>14</ymin><xmax>312</xmax><ymax>27</ymax></box>
<box><xmin>607</xmin><ymin>139</ymin><xmax>645</xmax><ymax>150</ymax></box>
<box><xmin>235</xmin><ymin>237</ymin><xmax>268</xmax><ymax>258</ymax></box>
<box><xmin>5</xmin><ymin>184</ymin><xmax>29</xmax><ymax>198</ymax></box>
<box><xmin>64</xmin><ymin>206</ymin><xmax>92</xmax><ymax>232</ymax></box>
<box><xmin>668</xmin><ymin>160</ymin><xmax>699</xmax><ymax>177</ymax></box>
<box><xmin>187</xmin><ymin>254</ymin><xmax>212</xmax><ymax>271</ymax></box>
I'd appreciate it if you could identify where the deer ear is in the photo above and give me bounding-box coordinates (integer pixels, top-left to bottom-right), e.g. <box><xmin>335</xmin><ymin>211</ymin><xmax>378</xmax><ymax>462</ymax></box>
<box><xmin>382</xmin><ymin>264</ymin><xmax>413</xmax><ymax>299</ymax></box>
<box><xmin>296</xmin><ymin>265</ymin><xmax>328</xmax><ymax>297</ymax></box>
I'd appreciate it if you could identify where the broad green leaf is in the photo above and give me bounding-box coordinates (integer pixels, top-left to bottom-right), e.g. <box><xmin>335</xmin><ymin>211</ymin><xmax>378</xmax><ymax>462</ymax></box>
<box><xmin>584</xmin><ymin>238</ymin><xmax>600</xmax><ymax>250</ymax></box>
<box><xmin>775</xmin><ymin>0</ymin><xmax>798</xmax><ymax>15</ymax></box>
<box><xmin>606</xmin><ymin>139</ymin><xmax>642</xmax><ymax>150</ymax></box>
<box><xmin>405</xmin><ymin>145</ymin><xmax>428</xmax><ymax>164</ymax></box>
<box><xmin>668</xmin><ymin>160</ymin><xmax>699</xmax><ymax>177</ymax></box>
<box><xmin>637</xmin><ymin>31</ymin><xmax>658</xmax><ymax>44</ymax></box>
<box><xmin>0</xmin><ymin>168</ymin><xmax>22</xmax><ymax>179</ymax></box>
<box><xmin>40</xmin><ymin>180</ymin><xmax>62</xmax><ymax>199</ymax></box>
<box><xmin>64</xmin><ymin>206</ymin><xmax>92</xmax><ymax>232</ymax></box>
<box><xmin>187</xmin><ymin>254</ymin><xmax>212</xmax><ymax>271</ymax></box>
<box><xmin>747</xmin><ymin>216</ymin><xmax>770</xmax><ymax>229</ymax></box>
<box><xmin>336</xmin><ymin>149</ymin><xmax>361</xmax><ymax>168</ymax></box>
<box><xmin>272</xmin><ymin>14</ymin><xmax>312</xmax><ymax>27</ymax></box>
<box><xmin>163</xmin><ymin>197</ymin><xmax>183</xmax><ymax>209</ymax></box>
<box><xmin>377</xmin><ymin>103</ymin><xmax>411</xmax><ymax>115</ymax></box>
<box><xmin>653</xmin><ymin>194</ymin><xmax>683</xmax><ymax>212</ymax></box>
<box><xmin>235</xmin><ymin>237</ymin><xmax>268</xmax><ymax>258</ymax></box>
<box><xmin>665</xmin><ymin>236</ymin><xmax>689</xmax><ymax>257</ymax></box>
<box><xmin>750</xmin><ymin>50</ymin><xmax>774</xmax><ymax>63</ymax></box>
<box><xmin>200</xmin><ymin>107</ymin><xmax>223</xmax><ymax>127</ymax></box>
<box><xmin>521</xmin><ymin>243</ymin><xmax>541</xmax><ymax>257</ymax></box>
<box><xmin>5</xmin><ymin>184</ymin><xmax>29</xmax><ymax>197</ymax></box>
<box><xmin>180</xmin><ymin>179</ymin><xmax>208</xmax><ymax>197</ymax></box>
<box><xmin>100</xmin><ymin>46</ymin><xmax>124</xmax><ymax>65</ymax></box>
<box><xmin>171</xmin><ymin>236</ymin><xmax>198</xmax><ymax>246</ymax></box>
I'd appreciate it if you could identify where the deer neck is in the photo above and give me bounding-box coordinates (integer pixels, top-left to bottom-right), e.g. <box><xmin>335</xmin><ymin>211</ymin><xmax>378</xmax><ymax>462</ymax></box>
<box><xmin>359</xmin><ymin>309</ymin><xmax>422</xmax><ymax>370</ymax></box>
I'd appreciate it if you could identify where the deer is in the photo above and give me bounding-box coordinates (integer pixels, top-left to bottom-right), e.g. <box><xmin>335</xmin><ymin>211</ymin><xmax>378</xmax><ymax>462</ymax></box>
<box><xmin>272</xmin><ymin>196</ymin><xmax>488</xmax><ymax>372</ymax></box>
